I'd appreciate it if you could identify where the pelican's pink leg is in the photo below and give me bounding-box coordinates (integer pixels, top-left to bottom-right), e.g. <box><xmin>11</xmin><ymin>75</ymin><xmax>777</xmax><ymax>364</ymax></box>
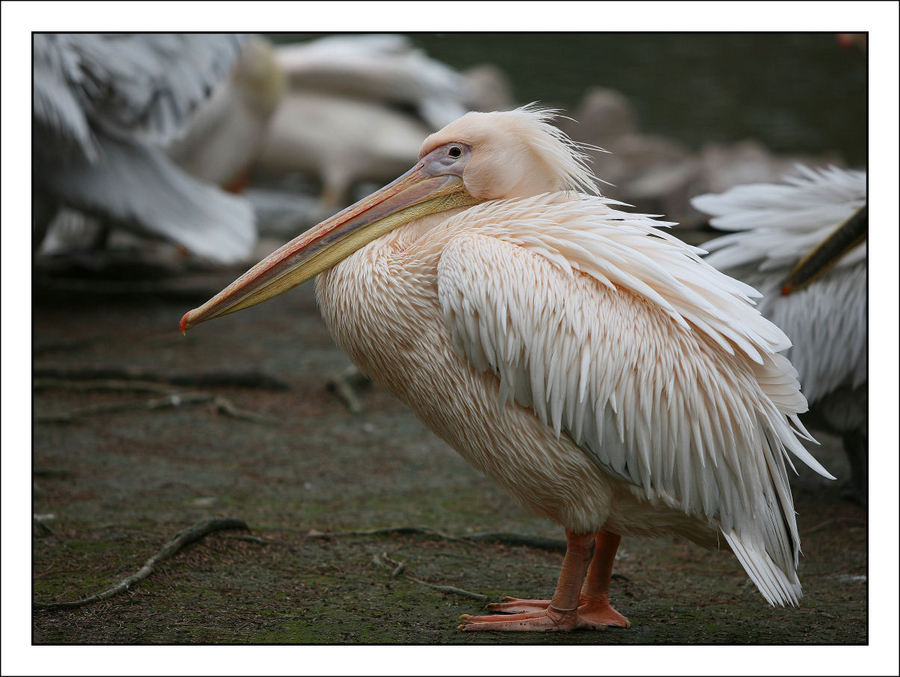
<box><xmin>481</xmin><ymin>529</ymin><xmax>630</xmax><ymax>629</ymax></box>
<box><xmin>458</xmin><ymin>530</ymin><xmax>593</xmax><ymax>632</ymax></box>
<box><xmin>576</xmin><ymin>530</ymin><xmax>630</xmax><ymax>629</ymax></box>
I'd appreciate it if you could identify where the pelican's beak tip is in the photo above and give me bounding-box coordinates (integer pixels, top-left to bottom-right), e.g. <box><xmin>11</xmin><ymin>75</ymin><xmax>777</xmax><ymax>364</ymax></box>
<box><xmin>180</xmin><ymin>310</ymin><xmax>194</xmax><ymax>335</ymax></box>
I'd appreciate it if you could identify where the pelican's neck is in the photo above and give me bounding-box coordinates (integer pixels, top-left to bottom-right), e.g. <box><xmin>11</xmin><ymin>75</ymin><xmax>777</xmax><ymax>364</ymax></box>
<box><xmin>383</xmin><ymin>206</ymin><xmax>473</xmax><ymax>251</ymax></box>
<box><xmin>315</xmin><ymin>205</ymin><xmax>472</xmax><ymax>305</ymax></box>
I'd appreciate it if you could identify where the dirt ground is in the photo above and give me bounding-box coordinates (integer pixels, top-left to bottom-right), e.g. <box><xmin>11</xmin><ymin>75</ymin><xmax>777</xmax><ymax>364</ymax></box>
<box><xmin>31</xmin><ymin>245</ymin><xmax>867</xmax><ymax>646</ymax></box>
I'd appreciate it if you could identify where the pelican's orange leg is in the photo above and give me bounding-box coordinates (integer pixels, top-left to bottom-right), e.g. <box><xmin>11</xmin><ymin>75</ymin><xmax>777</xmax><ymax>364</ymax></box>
<box><xmin>458</xmin><ymin>530</ymin><xmax>594</xmax><ymax>632</ymax></box>
<box><xmin>480</xmin><ymin>529</ymin><xmax>629</xmax><ymax>630</ymax></box>
<box><xmin>576</xmin><ymin>530</ymin><xmax>630</xmax><ymax>629</ymax></box>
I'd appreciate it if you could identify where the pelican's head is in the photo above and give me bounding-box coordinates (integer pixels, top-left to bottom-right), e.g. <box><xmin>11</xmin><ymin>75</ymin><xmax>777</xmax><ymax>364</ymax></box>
<box><xmin>419</xmin><ymin>105</ymin><xmax>599</xmax><ymax>200</ymax></box>
<box><xmin>180</xmin><ymin>105</ymin><xmax>597</xmax><ymax>332</ymax></box>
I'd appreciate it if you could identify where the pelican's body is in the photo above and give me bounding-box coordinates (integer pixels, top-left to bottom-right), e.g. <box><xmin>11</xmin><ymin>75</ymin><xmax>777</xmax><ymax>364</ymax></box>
<box><xmin>318</xmin><ymin>192</ymin><xmax>809</xmax><ymax>544</ymax></box>
<box><xmin>183</xmin><ymin>107</ymin><xmax>832</xmax><ymax>631</ymax></box>
<box><xmin>693</xmin><ymin>166</ymin><xmax>867</xmax><ymax>500</ymax></box>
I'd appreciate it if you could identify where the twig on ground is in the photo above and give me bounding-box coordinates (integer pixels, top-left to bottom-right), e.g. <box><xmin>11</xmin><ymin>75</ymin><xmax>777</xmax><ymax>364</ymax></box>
<box><xmin>221</xmin><ymin>534</ymin><xmax>279</xmax><ymax>545</ymax></box>
<box><xmin>36</xmin><ymin>392</ymin><xmax>214</xmax><ymax>423</ymax></box>
<box><xmin>35</xmin><ymin>392</ymin><xmax>275</xmax><ymax>425</ymax></box>
<box><xmin>326</xmin><ymin>378</ymin><xmax>362</xmax><ymax>413</ymax></box>
<box><xmin>372</xmin><ymin>552</ymin><xmax>489</xmax><ymax>602</ymax></box>
<box><xmin>33</xmin><ymin>517</ymin><xmax>54</xmax><ymax>538</ymax></box>
<box><xmin>466</xmin><ymin>532</ymin><xmax>567</xmax><ymax>553</ymax></box>
<box><xmin>34</xmin><ymin>517</ymin><xmax>249</xmax><ymax>611</ymax></box>
<box><xmin>212</xmin><ymin>396</ymin><xmax>278</xmax><ymax>424</ymax></box>
<box><xmin>33</xmin><ymin>366</ymin><xmax>290</xmax><ymax>390</ymax></box>
<box><xmin>34</xmin><ymin>378</ymin><xmax>177</xmax><ymax>394</ymax></box>
<box><xmin>307</xmin><ymin>525</ymin><xmax>567</xmax><ymax>553</ymax></box>
<box><xmin>326</xmin><ymin>366</ymin><xmax>372</xmax><ymax>413</ymax></box>
<box><xmin>381</xmin><ymin>552</ymin><xmax>406</xmax><ymax>578</ymax></box>
<box><xmin>308</xmin><ymin>525</ymin><xmax>469</xmax><ymax>544</ymax></box>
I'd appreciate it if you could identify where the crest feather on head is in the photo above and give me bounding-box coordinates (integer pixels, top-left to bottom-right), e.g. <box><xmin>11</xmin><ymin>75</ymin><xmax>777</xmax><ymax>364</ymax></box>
<box><xmin>421</xmin><ymin>104</ymin><xmax>603</xmax><ymax>199</ymax></box>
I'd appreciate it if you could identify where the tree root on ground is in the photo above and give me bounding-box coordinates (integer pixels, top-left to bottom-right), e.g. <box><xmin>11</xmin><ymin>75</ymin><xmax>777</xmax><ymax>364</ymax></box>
<box><xmin>326</xmin><ymin>365</ymin><xmax>372</xmax><ymax>413</ymax></box>
<box><xmin>372</xmin><ymin>551</ymin><xmax>489</xmax><ymax>602</ymax></box>
<box><xmin>307</xmin><ymin>525</ymin><xmax>567</xmax><ymax>553</ymax></box>
<box><xmin>33</xmin><ymin>366</ymin><xmax>290</xmax><ymax>390</ymax></box>
<box><xmin>34</xmin><ymin>378</ymin><xmax>183</xmax><ymax>395</ymax></box>
<box><xmin>35</xmin><ymin>392</ymin><xmax>275</xmax><ymax>425</ymax></box>
<box><xmin>34</xmin><ymin>517</ymin><xmax>249</xmax><ymax>611</ymax></box>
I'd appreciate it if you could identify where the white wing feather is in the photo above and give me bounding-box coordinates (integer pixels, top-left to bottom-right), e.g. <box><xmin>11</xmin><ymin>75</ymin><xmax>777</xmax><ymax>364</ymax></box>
<box><xmin>437</xmin><ymin>193</ymin><xmax>832</xmax><ymax>605</ymax></box>
<box><xmin>33</xmin><ymin>34</ymin><xmax>256</xmax><ymax>263</ymax></box>
<box><xmin>696</xmin><ymin>166</ymin><xmax>867</xmax><ymax>272</ymax></box>
<box><xmin>40</xmin><ymin>135</ymin><xmax>255</xmax><ymax>264</ymax></box>
<box><xmin>692</xmin><ymin>166</ymin><xmax>867</xmax><ymax>404</ymax></box>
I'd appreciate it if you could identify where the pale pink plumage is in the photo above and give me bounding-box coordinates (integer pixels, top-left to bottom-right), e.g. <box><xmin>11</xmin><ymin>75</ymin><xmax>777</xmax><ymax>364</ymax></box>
<box><xmin>314</xmin><ymin>106</ymin><xmax>833</xmax><ymax>606</ymax></box>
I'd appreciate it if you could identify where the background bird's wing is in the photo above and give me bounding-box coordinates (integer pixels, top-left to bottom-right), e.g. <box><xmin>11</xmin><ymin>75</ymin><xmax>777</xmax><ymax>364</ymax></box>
<box><xmin>39</xmin><ymin>134</ymin><xmax>255</xmax><ymax>264</ymax></box>
<box><xmin>728</xmin><ymin>263</ymin><xmax>867</xmax><ymax>404</ymax></box>
<box><xmin>33</xmin><ymin>34</ymin><xmax>99</xmax><ymax>161</ymax></box>
<box><xmin>275</xmin><ymin>34</ymin><xmax>467</xmax><ymax>129</ymax></box>
<box><xmin>695</xmin><ymin>165</ymin><xmax>867</xmax><ymax>272</ymax></box>
<box><xmin>693</xmin><ymin>166</ymin><xmax>868</xmax><ymax>402</ymax></box>
<box><xmin>37</xmin><ymin>33</ymin><xmax>247</xmax><ymax>149</ymax></box>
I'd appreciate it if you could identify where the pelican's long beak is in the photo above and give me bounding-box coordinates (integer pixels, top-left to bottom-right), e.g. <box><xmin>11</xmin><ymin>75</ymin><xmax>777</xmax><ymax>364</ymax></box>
<box><xmin>180</xmin><ymin>162</ymin><xmax>479</xmax><ymax>332</ymax></box>
<box><xmin>780</xmin><ymin>204</ymin><xmax>867</xmax><ymax>295</ymax></box>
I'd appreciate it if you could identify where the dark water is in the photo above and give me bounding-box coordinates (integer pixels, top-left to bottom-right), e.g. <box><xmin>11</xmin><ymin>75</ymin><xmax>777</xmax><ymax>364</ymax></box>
<box><xmin>271</xmin><ymin>33</ymin><xmax>867</xmax><ymax>166</ymax></box>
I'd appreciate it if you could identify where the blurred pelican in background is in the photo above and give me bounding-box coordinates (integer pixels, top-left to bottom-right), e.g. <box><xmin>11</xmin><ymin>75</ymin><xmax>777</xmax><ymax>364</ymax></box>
<box><xmin>183</xmin><ymin>107</ymin><xmax>833</xmax><ymax>631</ymax></box>
<box><xmin>255</xmin><ymin>91</ymin><xmax>431</xmax><ymax>208</ymax></box>
<box><xmin>166</xmin><ymin>35</ymin><xmax>286</xmax><ymax>193</ymax></box>
<box><xmin>693</xmin><ymin>166</ymin><xmax>867</xmax><ymax>503</ymax></box>
<box><xmin>33</xmin><ymin>33</ymin><xmax>256</xmax><ymax>264</ymax></box>
<box><xmin>274</xmin><ymin>34</ymin><xmax>469</xmax><ymax>129</ymax></box>
<box><xmin>253</xmin><ymin>34</ymin><xmax>510</xmax><ymax>212</ymax></box>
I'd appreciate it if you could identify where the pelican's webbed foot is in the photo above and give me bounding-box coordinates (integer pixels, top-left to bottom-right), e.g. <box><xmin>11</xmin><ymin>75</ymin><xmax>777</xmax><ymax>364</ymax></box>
<box><xmin>457</xmin><ymin>529</ymin><xmax>630</xmax><ymax>632</ymax></box>
<box><xmin>459</xmin><ymin>606</ymin><xmax>577</xmax><ymax>632</ymax></box>
<box><xmin>480</xmin><ymin>595</ymin><xmax>630</xmax><ymax>630</ymax></box>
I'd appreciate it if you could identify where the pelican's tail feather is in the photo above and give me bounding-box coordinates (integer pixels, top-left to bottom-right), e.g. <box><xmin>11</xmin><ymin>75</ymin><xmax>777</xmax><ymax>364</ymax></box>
<box><xmin>723</xmin><ymin>530</ymin><xmax>802</xmax><ymax>607</ymax></box>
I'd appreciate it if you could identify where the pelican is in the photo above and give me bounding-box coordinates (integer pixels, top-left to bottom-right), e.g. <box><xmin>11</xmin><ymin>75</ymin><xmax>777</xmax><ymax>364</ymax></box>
<box><xmin>274</xmin><ymin>34</ymin><xmax>469</xmax><ymax>129</ymax></box>
<box><xmin>255</xmin><ymin>91</ymin><xmax>430</xmax><ymax>208</ymax></box>
<box><xmin>33</xmin><ymin>33</ymin><xmax>256</xmax><ymax>263</ymax></box>
<box><xmin>166</xmin><ymin>35</ymin><xmax>286</xmax><ymax>192</ymax></box>
<box><xmin>692</xmin><ymin>166</ymin><xmax>867</xmax><ymax>501</ymax></box>
<box><xmin>255</xmin><ymin>34</ymin><xmax>475</xmax><ymax>209</ymax></box>
<box><xmin>182</xmin><ymin>106</ymin><xmax>833</xmax><ymax>632</ymax></box>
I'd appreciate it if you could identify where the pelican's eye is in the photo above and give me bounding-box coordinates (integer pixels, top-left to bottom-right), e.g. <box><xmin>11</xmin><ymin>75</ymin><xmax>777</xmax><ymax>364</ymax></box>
<box><xmin>421</xmin><ymin>142</ymin><xmax>469</xmax><ymax>177</ymax></box>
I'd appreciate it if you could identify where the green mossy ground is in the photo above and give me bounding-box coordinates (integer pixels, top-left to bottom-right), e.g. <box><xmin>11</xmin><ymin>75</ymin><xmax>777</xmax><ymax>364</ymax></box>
<box><xmin>32</xmin><ymin>259</ymin><xmax>867</xmax><ymax>645</ymax></box>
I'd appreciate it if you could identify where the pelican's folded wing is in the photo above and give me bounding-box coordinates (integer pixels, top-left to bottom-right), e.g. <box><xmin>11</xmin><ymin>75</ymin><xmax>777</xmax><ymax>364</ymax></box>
<box><xmin>436</xmin><ymin>202</ymin><xmax>832</xmax><ymax>604</ymax></box>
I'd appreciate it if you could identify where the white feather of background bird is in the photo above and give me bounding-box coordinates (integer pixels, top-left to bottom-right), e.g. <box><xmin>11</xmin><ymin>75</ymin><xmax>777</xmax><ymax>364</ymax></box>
<box><xmin>693</xmin><ymin>165</ymin><xmax>867</xmax><ymax>499</ymax></box>
<box><xmin>166</xmin><ymin>35</ymin><xmax>285</xmax><ymax>189</ymax></box>
<box><xmin>274</xmin><ymin>34</ymin><xmax>470</xmax><ymax>129</ymax></box>
<box><xmin>255</xmin><ymin>91</ymin><xmax>431</xmax><ymax>207</ymax></box>
<box><xmin>33</xmin><ymin>33</ymin><xmax>257</xmax><ymax>264</ymax></box>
